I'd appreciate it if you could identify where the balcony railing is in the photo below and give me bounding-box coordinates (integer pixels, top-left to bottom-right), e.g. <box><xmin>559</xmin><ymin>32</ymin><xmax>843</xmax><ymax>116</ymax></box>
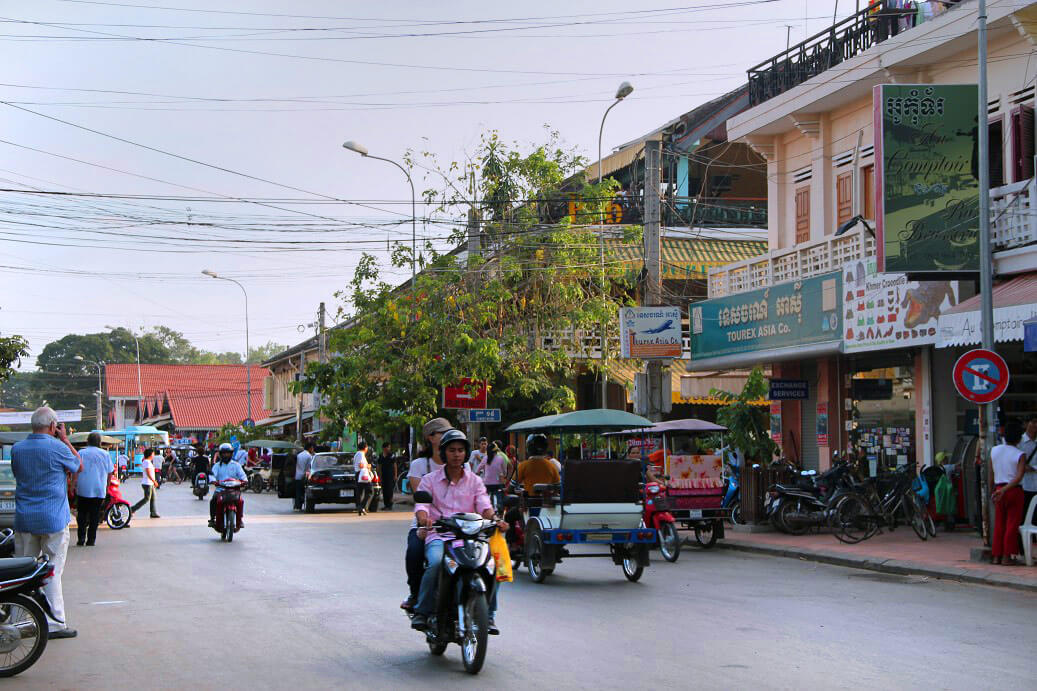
<box><xmin>708</xmin><ymin>181</ymin><xmax>1037</xmax><ymax>298</ymax></box>
<box><xmin>539</xmin><ymin>330</ymin><xmax>692</xmax><ymax>360</ymax></box>
<box><xmin>664</xmin><ymin>197</ymin><xmax>767</xmax><ymax>228</ymax></box>
<box><xmin>747</xmin><ymin>1</ymin><xmax>967</xmax><ymax>107</ymax></box>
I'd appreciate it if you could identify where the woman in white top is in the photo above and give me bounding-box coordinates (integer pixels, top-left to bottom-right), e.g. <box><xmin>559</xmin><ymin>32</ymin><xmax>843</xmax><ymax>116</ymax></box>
<box><xmin>990</xmin><ymin>423</ymin><xmax>1027</xmax><ymax>565</ymax></box>
<box><xmin>353</xmin><ymin>440</ymin><xmax>373</xmax><ymax>516</ymax></box>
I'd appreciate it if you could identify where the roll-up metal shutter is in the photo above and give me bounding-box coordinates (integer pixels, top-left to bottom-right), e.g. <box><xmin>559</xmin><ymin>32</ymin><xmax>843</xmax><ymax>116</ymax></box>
<box><xmin>800</xmin><ymin>363</ymin><xmax>819</xmax><ymax>471</ymax></box>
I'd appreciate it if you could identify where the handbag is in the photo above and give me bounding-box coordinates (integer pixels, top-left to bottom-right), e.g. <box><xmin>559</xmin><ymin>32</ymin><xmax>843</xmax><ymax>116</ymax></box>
<box><xmin>488</xmin><ymin>529</ymin><xmax>513</xmax><ymax>583</ymax></box>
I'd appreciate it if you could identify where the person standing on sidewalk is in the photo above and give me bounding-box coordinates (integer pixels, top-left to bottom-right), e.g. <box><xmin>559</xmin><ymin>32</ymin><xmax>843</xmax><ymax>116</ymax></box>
<box><xmin>293</xmin><ymin>442</ymin><xmax>314</xmax><ymax>511</ymax></box>
<box><xmin>990</xmin><ymin>423</ymin><xmax>1026</xmax><ymax>565</ymax></box>
<box><xmin>10</xmin><ymin>406</ymin><xmax>82</xmax><ymax>639</ymax></box>
<box><xmin>354</xmin><ymin>440</ymin><xmax>373</xmax><ymax>516</ymax></box>
<box><xmin>1019</xmin><ymin>415</ymin><xmax>1037</xmax><ymax>527</ymax></box>
<box><xmin>377</xmin><ymin>442</ymin><xmax>396</xmax><ymax>510</ymax></box>
<box><xmin>131</xmin><ymin>448</ymin><xmax>160</xmax><ymax>518</ymax></box>
<box><xmin>74</xmin><ymin>432</ymin><xmax>113</xmax><ymax>546</ymax></box>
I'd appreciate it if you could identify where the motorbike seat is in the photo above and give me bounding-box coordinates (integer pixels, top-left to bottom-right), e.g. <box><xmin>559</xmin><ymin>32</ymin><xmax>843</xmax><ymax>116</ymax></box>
<box><xmin>773</xmin><ymin>483</ymin><xmax>818</xmax><ymax>494</ymax></box>
<box><xmin>0</xmin><ymin>557</ymin><xmax>39</xmax><ymax>581</ymax></box>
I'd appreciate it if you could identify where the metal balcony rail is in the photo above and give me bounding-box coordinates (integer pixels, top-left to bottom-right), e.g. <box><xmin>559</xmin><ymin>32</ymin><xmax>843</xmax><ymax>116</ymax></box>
<box><xmin>990</xmin><ymin>178</ymin><xmax>1037</xmax><ymax>251</ymax></box>
<box><xmin>747</xmin><ymin>1</ymin><xmax>967</xmax><ymax>107</ymax></box>
<box><xmin>538</xmin><ymin>329</ymin><xmax>692</xmax><ymax>360</ymax></box>
<box><xmin>664</xmin><ymin>197</ymin><xmax>767</xmax><ymax>228</ymax></box>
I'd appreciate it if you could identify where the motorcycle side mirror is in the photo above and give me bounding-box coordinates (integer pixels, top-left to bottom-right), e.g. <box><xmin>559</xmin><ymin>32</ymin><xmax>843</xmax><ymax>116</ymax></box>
<box><xmin>413</xmin><ymin>490</ymin><xmax>433</xmax><ymax>504</ymax></box>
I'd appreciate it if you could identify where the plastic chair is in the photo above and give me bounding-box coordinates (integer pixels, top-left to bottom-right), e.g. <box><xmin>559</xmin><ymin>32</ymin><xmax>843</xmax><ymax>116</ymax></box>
<box><xmin>1021</xmin><ymin>495</ymin><xmax>1037</xmax><ymax>567</ymax></box>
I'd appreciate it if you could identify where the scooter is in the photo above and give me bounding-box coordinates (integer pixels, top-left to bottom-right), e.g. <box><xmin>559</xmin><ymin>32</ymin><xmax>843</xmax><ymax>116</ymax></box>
<box><xmin>0</xmin><ymin>556</ymin><xmax>56</xmax><ymax>677</ymax></box>
<box><xmin>211</xmin><ymin>478</ymin><xmax>244</xmax><ymax>542</ymax></box>
<box><xmin>193</xmin><ymin>472</ymin><xmax>209</xmax><ymax>501</ymax></box>
<box><xmin>769</xmin><ymin>461</ymin><xmax>855</xmax><ymax>535</ymax></box>
<box><xmin>102</xmin><ymin>473</ymin><xmax>132</xmax><ymax>530</ymax></box>
<box><xmin>643</xmin><ymin>481</ymin><xmax>680</xmax><ymax>563</ymax></box>
<box><xmin>407</xmin><ymin>491</ymin><xmax>499</xmax><ymax>676</ymax></box>
<box><xmin>722</xmin><ymin>462</ymin><xmax>743</xmax><ymax>525</ymax></box>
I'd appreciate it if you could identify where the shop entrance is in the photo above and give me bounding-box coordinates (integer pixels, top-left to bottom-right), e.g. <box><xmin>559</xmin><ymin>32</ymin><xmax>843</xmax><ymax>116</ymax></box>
<box><xmin>848</xmin><ymin>353</ymin><xmax>916</xmax><ymax>477</ymax></box>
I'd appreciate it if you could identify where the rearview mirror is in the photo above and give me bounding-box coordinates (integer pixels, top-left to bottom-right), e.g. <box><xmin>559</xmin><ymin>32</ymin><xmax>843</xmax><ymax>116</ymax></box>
<box><xmin>413</xmin><ymin>490</ymin><xmax>433</xmax><ymax>504</ymax></box>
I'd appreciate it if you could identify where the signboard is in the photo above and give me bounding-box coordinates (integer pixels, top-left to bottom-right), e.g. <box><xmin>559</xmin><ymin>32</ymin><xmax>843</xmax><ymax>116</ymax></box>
<box><xmin>939</xmin><ymin>301</ymin><xmax>1037</xmax><ymax>347</ymax></box>
<box><xmin>816</xmin><ymin>402</ymin><xmax>829</xmax><ymax>447</ymax></box>
<box><xmin>1025</xmin><ymin>318</ymin><xmax>1037</xmax><ymax>352</ymax></box>
<box><xmin>769</xmin><ymin>379</ymin><xmax>808</xmax><ymax>400</ymax></box>
<box><xmin>952</xmin><ymin>349</ymin><xmax>1010</xmax><ymax>404</ymax></box>
<box><xmin>874</xmin><ymin>84</ymin><xmax>979</xmax><ymax>275</ymax></box>
<box><xmin>769</xmin><ymin>402</ymin><xmax>782</xmax><ymax>443</ymax></box>
<box><xmin>457</xmin><ymin>409</ymin><xmax>501</xmax><ymax>424</ymax></box>
<box><xmin>0</xmin><ymin>409</ymin><xmax>82</xmax><ymax>425</ymax></box>
<box><xmin>690</xmin><ymin>273</ymin><xmax>841</xmax><ymax>361</ymax></box>
<box><xmin>619</xmin><ymin>306</ymin><xmax>683</xmax><ymax>359</ymax></box>
<box><xmin>442</xmin><ymin>379</ymin><xmax>488</xmax><ymax>410</ymax></box>
<box><xmin>842</xmin><ymin>258</ymin><xmax>958</xmax><ymax>352</ymax></box>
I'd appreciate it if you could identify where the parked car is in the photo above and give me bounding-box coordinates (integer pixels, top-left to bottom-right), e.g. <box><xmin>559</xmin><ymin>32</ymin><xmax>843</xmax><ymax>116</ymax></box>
<box><xmin>0</xmin><ymin>462</ymin><xmax>16</xmax><ymax>528</ymax></box>
<box><xmin>304</xmin><ymin>453</ymin><xmax>357</xmax><ymax>513</ymax></box>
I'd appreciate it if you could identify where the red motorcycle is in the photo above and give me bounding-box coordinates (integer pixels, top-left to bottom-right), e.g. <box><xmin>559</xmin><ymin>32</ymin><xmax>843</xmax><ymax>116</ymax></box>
<box><xmin>103</xmin><ymin>473</ymin><xmax>132</xmax><ymax>530</ymax></box>
<box><xmin>643</xmin><ymin>481</ymin><xmax>680</xmax><ymax>562</ymax></box>
<box><xmin>212</xmin><ymin>478</ymin><xmax>244</xmax><ymax>542</ymax></box>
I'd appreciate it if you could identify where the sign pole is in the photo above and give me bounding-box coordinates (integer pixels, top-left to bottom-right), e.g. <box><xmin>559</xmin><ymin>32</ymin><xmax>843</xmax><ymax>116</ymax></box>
<box><xmin>644</xmin><ymin>140</ymin><xmax>664</xmax><ymax>422</ymax></box>
<box><xmin>977</xmin><ymin>0</ymin><xmax>998</xmax><ymax>545</ymax></box>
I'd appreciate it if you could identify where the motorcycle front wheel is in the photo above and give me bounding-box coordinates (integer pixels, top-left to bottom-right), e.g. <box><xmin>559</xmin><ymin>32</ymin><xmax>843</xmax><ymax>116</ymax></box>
<box><xmin>0</xmin><ymin>594</ymin><xmax>48</xmax><ymax>677</ymax></box>
<box><xmin>460</xmin><ymin>593</ymin><xmax>489</xmax><ymax>675</ymax></box>
<box><xmin>106</xmin><ymin>503</ymin><xmax>131</xmax><ymax>530</ymax></box>
<box><xmin>658</xmin><ymin>522</ymin><xmax>681</xmax><ymax>562</ymax></box>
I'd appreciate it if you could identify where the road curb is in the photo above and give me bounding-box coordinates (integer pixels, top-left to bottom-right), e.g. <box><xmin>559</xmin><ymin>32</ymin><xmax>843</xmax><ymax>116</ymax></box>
<box><xmin>716</xmin><ymin>540</ymin><xmax>1037</xmax><ymax>593</ymax></box>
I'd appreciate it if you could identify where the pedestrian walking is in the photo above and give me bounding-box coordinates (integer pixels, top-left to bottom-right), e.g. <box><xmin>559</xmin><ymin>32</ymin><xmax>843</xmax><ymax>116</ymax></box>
<box><xmin>479</xmin><ymin>442</ymin><xmax>512</xmax><ymax>512</ymax></box>
<box><xmin>10</xmin><ymin>406</ymin><xmax>82</xmax><ymax>639</ymax></box>
<box><xmin>130</xmin><ymin>448</ymin><xmax>160</xmax><ymax>518</ymax></box>
<box><xmin>294</xmin><ymin>442</ymin><xmax>314</xmax><ymax>511</ymax></box>
<box><xmin>468</xmin><ymin>436</ymin><xmax>489</xmax><ymax>473</ymax></box>
<box><xmin>1019</xmin><ymin>415</ymin><xmax>1037</xmax><ymax>527</ymax></box>
<box><xmin>354</xmin><ymin>440</ymin><xmax>373</xmax><ymax>516</ymax></box>
<box><xmin>378</xmin><ymin>442</ymin><xmax>396</xmax><ymax>510</ymax></box>
<box><xmin>990</xmin><ymin>423</ymin><xmax>1026</xmax><ymax>565</ymax></box>
<box><xmin>74</xmin><ymin>432</ymin><xmax>113</xmax><ymax>546</ymax></box>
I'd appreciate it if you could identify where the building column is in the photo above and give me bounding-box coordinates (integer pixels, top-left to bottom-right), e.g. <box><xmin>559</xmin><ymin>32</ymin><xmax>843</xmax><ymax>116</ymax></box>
<box><xmin>815</xmin><ymin>356</ymin><xmax>840</xmax><ymax>471</ymax></box>
<box><xmin>915</xmin><ymin>347</ymin><xmax>933</xmax><ymax>468</ymax></box>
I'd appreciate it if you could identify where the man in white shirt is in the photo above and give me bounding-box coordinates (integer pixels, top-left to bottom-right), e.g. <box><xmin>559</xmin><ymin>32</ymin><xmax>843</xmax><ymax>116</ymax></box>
<box><xmin>353</xmin><ymin>440</ymin><xmax>373</xmax><ymax>516</ymax></box>
<box><xmin>1020</xmin><ymin>415</ymin><xmax>1037</xmax><ymax>526</ymax></box>
<box><xmin>293</xmin><ymin>442</ymin><xmax>315</xmax><ymax>511</ymax></box>
<box><xmin>130</xmin><ymin>448</ymin><xmax>159</xmax><ymax>518</ymax></box>
<box><xmin>468</xmin><ymin>437</ymin><xmax>489</xmax><ymax>474</ymax></box>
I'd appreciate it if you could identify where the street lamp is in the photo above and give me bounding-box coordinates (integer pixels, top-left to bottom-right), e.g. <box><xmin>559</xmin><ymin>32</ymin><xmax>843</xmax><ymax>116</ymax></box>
<box><xmin>202</xmin><ymin>270</ymin><xmax>252</xmax><ymax>423</ymax></box>
<box><xmin>596</xmin><ymin>81</ymin><xmax>634</xmax><ymax>408</ymax></box>
<box><xmin>342</xmin><ymin>140</ymin><xmax>418</xmax><ymax>289</ymax></box>
<box><xmin>105</xmin><ymin>324</ymin><xmax>143</xmax><ymax>401</ymax></box>
<box><xmin>74</xmin><ymin>355</ymin><xmax>104</xmax><ymax>430</ymax></box>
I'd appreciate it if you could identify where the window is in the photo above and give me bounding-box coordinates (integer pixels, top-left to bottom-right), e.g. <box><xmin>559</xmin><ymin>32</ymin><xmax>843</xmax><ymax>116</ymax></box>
<box><xmin>989</xmin><ymin>118</ymin><xmax>1005</xmax><ymax>188</ymax></box>
<box><xmin>795</xmin><ymin>186</ymin><xmax>810</xmax><ymax>244</ymax></box>
<box><xmin>862</xmin><ymin>165</ymin><xmax>875</xmax><ymax>220</ymax></box>
<box><xmin>836</xmin><ymin>172</ymin><xmax>853</xmax><ymax>227</ymax></box>
<box><xmin>1011</xmin><ymin>104</ymin><xmax>1035</xmax><ymax>182</ymax></box>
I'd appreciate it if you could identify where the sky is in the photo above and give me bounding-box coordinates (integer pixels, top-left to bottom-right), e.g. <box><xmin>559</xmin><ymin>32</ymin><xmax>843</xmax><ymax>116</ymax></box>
<box><xmin>0</xmin><ymin>0</ymin><xmax>854</xmax><ymax>369</ymax></box>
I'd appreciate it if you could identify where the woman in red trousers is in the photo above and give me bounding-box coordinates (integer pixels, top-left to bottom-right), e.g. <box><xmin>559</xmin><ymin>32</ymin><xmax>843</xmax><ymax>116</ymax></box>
<box><xmin>990</xmin><ymin>423</ymin><xmax>1027</xmax><ymax>565</ymax></box>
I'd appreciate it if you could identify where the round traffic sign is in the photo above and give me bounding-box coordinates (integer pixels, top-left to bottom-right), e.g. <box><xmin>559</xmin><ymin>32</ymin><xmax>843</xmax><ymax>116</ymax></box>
<box><xmin>952</xmin><ymin>349</ymin><xmax>1010</xmax><ymax>404</ymax></box>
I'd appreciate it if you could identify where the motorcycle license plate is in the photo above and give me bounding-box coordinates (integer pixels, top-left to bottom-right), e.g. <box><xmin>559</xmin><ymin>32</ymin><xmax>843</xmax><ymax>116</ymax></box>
<box><xmin>0</xmin><ymin>500</ymin><xmax>12</xmax><ymax>511</ymax></box>
<box><xmin>339</xmin><ymin>490</ymin><xmax>350</xmax><ymax>498</ymax></box>
<box><xmin>688</xmin><ymin>509</ymin><xmax>703</xmax><ymax>519</ymax></box>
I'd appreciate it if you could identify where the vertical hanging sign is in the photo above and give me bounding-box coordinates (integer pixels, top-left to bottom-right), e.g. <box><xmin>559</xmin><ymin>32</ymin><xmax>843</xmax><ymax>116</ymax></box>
<box><xmin>816</xmin><ymin>402</ymin><xmax>829</xmax><ymax>447</ymax></box>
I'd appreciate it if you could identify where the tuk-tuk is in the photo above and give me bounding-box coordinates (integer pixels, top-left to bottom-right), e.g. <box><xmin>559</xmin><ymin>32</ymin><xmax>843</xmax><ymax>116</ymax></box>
<box><xmin>504</xmin><ymin>409</ymin><xmax>657</xmax><ymax>583</ymax></box>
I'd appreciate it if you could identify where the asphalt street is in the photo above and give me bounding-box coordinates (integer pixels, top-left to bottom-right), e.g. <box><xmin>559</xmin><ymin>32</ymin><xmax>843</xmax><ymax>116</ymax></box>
<box><xmin>16</xmin><ymin>481</ymin><xmax>1036</xmax><ymax>690</ymax></box>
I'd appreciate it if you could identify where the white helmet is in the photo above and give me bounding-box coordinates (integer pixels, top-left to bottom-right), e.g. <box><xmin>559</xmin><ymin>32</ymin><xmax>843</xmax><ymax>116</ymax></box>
<box><xmin>219</xmin><ymin>442</ymin><xmax>234</xmax><ymax>452</ymax></box>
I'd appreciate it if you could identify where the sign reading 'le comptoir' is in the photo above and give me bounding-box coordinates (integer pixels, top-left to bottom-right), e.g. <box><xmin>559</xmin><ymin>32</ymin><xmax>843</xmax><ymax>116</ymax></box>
<box><xmin>874</xmin><ymin>84</ymin><xmax>980</xmax><ymax>276</ymax></box>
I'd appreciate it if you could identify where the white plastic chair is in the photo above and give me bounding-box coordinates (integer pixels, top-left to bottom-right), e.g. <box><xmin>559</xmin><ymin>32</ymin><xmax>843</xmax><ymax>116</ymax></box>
<box><xmin>1021</xmin><ymin>495</ymin><xmax>1037</xmax><ymax>566</ymax></box>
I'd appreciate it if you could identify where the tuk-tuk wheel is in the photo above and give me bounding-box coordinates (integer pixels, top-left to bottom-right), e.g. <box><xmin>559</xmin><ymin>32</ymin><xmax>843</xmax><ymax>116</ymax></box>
<box><xmin>621</xmin><ymin>551</ymin><xmax>643</xmax><ymax>582</ymax></box>
<box><xmin>694</xmin><ymin>520</ymin><xmax>719</xmax><ymax>548</ymax></box>
<box><xmin>526</xmin><ymin>530</ymin><xmax>552</xmax><ymax>583</ymax></box>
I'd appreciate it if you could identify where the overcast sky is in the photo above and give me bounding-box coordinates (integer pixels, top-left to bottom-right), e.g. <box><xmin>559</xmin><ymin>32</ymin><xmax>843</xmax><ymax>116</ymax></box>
<box><xmin>1</xmin><ymin>0</ymin><xmax>851</xmax><ymax>368</ymax></box>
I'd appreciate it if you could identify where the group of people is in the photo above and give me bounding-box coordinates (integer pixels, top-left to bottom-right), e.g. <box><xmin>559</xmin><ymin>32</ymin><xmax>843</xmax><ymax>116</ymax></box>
<box><xmin>988</xmin><ymin>416</ymin><xmax>1037</xmax><ymax>566</ymax></box>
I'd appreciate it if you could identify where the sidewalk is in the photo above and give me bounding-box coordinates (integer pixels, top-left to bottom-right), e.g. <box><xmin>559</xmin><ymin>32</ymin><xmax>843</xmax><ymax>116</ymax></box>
<box><xmin>715</xmin><ymin>527</ymin><xmax>1037</xmax><ymax>592</ymax></box>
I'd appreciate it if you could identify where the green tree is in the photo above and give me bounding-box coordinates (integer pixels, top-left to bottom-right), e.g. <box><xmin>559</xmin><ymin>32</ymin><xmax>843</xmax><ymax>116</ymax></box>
<box><xmin>0</xmin><ymin>333</ymin><xmax>29</xmax><ymax>383</ymax></box>
<box><xmin>709</xmin><ymin>366</ymin><xmax>776</xmax><ymax>463</ymax></box>
<box><xmin>303</xmin><ymin>129</ymin><xmax>634</xmax><ymax>441</ymax></box>
<box><xmin>247</xmin><ymin>341</ymin><xmax>287</xmax><ymax>364</ymax></box>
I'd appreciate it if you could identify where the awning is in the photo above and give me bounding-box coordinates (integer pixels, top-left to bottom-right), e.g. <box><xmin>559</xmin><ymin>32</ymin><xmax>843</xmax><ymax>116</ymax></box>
<box><xmin>254</xmin><ymin>412</ymin><xmax>296</xmax><ymax>427</ymax></box>
<box><xmin>938</xmin><ymin>273</ymin><xmax>1037</xmax><ymax>347</ymax></box>
<box><xmin>605</xmin><ymin>236</ymin><xmax>766</xmax><ymax>280</ymax></box>
<box><xmin>271</xmin><ymin>412</ymin><xmax>314</xmax><ymax>428</ymax></box>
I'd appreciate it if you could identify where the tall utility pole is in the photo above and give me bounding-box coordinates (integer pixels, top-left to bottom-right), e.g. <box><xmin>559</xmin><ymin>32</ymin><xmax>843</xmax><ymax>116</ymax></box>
<box><xmin>318</xmin><ymin>302</ymin><xmax>327</xmax><ymax>364</ymax></box>
<box><xmin>467</xmin><ymin>202</ymin><xmax>481</xmax><ymax>443</ymax></box>
<box><xmin>976</xmin><ymin>0</ymin><xmax>998</xmax><ymax>542</ymax></box>
<box><xmin>644</xmin><ymin>140</ymin><xmax>665</xmax><ymax>422</ymax></box>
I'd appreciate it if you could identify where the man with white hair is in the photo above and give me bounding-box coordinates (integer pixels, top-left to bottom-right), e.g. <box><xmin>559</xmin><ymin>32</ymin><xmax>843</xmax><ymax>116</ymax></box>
<box><xmin>10</xmin><ymin>406</ymin><xmax>82</xmax><ymax>639</ymax></box>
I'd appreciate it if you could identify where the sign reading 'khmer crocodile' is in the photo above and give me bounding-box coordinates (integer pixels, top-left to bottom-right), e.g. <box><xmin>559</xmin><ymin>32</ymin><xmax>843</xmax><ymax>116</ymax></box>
<box><xmin>874</xmin><ymin>84</ymin><xmax>979</xmax><ymax>276</ymax></box>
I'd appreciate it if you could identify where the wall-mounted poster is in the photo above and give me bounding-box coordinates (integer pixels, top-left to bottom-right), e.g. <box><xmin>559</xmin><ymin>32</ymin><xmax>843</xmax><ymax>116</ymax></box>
<box><xmin>816</xmin><ymin>402</ymin><xmax>829</xmax><ymax>447</ymax></box>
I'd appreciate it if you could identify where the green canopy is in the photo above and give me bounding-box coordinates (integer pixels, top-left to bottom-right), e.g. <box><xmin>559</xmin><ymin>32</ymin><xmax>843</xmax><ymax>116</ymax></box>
<box><xmin>506</xmin><ymin>408</ymin><xmax>653</xmax><ymax>433</ymax></box>
<box><xmin>243</xmin><ymin>439</ymin><xmax>300</xmax><ymax>450</ymax></box>
<box><xmin>69</xmin><ymin>432</ymin><xmax>121</xmax><ymax>446</ymax></box>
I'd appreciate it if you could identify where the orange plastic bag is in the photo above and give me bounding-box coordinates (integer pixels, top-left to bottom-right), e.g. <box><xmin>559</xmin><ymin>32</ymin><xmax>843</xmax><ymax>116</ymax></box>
<box><xmin>488</xmin><ymin>529</ymin><xmax>513</xmax><ymax>582</ymax></box>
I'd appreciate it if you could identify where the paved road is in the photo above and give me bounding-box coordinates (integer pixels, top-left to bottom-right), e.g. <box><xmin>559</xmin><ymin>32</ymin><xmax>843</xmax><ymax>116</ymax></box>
<box><xmin>19</xmin><ymin>482</ymin><xmax>1035</xmax><ymax>689</ymax></box>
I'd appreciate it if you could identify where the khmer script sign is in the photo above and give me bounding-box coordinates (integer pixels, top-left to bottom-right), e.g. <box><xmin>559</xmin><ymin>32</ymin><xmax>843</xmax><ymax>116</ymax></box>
<box><xmin>873</xmin><ymin>84</ymin><xmax>979</xmax><ymax>276</ymax></box>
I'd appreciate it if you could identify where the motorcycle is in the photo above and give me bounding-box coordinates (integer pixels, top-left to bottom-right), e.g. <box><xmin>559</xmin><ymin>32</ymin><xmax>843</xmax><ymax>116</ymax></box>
<box><xmin>769</xmin><ymin>461</ymin><xmax>855</xmax><ymax>535</ymax></box>
<box><xmin>0</xmin><ymin>530</ymin><xmax>13</xmax><ymax>558</ymax></box>
<box><xmin>211</xmin><ymin>478</ymin><xmax>244</xmax><ymax>542</ymax></box>
<box><xmin>722</xmin><ymin>462</ymin><xmax>744</xmax><ymax>525</ymax></box>
<box><xmin>0</xmin><ymin>556</ymin><xmax>56</xmax><ymax>677</ymax></box>
<box><xmin>193</xmin><ymin>472</ymin><xmax>210</xmax><ymax>501</ymax></box>
<box><xmin>408</xmin><ymin>492</ymin><xmax>498</xmax><ymax>675</ymax></box>
<box><xmin>643</xmin><ymin>481</ymin><xmax>680</xmax><ymax>563</ymax></box>
<box><xmin>103</xmin><ymin>473</ymin><xmax>132</xmax><ymax>530</ymax></box>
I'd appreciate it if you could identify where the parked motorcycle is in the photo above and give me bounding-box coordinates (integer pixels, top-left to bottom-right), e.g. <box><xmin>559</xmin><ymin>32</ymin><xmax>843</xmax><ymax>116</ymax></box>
<box><xmin>769</xmin><ymin>461</ymin><xmax>855</xmax><ymax>535</ymax></box>
<box><xmin>193</xmin><ymin>472</ymin><xmax>209</xmax><ymax>501</ymax></box>
<box><xmin>0</xmin><ymin>556</ymin><xmax>55</xmax><ymax>677</ymax></box>
<box><xmin>0</xmin><ymin>530</ymin><xmax>14</xmax><ymax>558</ymax></box>
<box><xmin>643</xmin><ymin>481</ymin><xmax>680</xmax><ymax>563</ymax></box>
<box><xmin>722</xmin><ymin>462</ymin><xmax>743</xmax><ymax>525</ymax></box>
<box><xmin>211</xmin><ymin>478</ymin><xmax>244</xmax><ymax>542</ymax></box>
<box><xmin>103</xmin><ymin>473</ymin><xmax>132</xmax><ymax>530</ymax></box>
<box><xmin>407</xmin><ymin>491</ymin><xmax>498</xmax><ymax>675</ymax></box>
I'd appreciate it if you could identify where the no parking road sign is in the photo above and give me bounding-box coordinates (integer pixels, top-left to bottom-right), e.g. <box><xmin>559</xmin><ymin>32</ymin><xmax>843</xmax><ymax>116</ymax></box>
<box><xmin>952</xmin><ymin>349</ymin><xmax>1010</xmax><ymax>404</ymax></box>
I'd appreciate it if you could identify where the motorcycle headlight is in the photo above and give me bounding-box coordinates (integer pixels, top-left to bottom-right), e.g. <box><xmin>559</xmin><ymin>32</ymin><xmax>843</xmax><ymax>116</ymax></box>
<box><xmin>456</xmin><ymin>519</ymin><xmax>483</xmax><ymax>536</ymax></box>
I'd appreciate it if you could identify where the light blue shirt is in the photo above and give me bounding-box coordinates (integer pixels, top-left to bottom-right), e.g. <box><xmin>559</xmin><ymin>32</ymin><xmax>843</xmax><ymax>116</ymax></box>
<box><xmin>295</xmin><ymin>451</ymin><xmax>313</xmax><ymax>480</ymax></box>
<box><xmin>210</xmin><ymin>460</ymin><xmax>247</xmax><ymax>490</ymax></box>
<box><xmin>11</xmin><ymin>434</ymin><xmax>80</xmax><ymax>535</ymax></box>
<box><xmin>76</xmin><ymin>446</ymin><xmax>114</xmax><ymax>499</ymax></box>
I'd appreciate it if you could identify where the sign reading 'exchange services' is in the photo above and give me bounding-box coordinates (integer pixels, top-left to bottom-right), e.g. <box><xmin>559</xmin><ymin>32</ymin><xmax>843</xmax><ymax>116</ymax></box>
<box><xmin>690</xmin><ymin>273</ymin><xmax>842</xmax><ymax>361</ymax></box>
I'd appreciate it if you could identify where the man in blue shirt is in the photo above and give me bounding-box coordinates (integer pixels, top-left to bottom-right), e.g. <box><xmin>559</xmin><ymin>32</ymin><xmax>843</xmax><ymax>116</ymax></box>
<box><xmin>209</xmin><ymin>443</ymin><xmax>248</xmax><ymax>529</ymax></box>
<box><xmin>75</xmin><ymin>432</ymin><xmax>114</xmax><ymax>547</ymax></box>
<box><xmin>11</xmin><ymin>407</ymin><xmax>82</xmax><ymax>639</ymax></box>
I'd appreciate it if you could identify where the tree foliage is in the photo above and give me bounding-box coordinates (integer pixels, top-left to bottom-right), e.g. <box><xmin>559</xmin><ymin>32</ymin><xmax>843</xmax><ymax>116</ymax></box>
<box><xmin>0</xmin><ymin>333</ymin><xmax>29</xmax><ymax>383</ymax></box>
<box><xmin>303</xmin><ymin>129</ymin><xmax>636</xmax><ymax>441</ymax></box>
<box><xmin>709</xmin><ymin>366</ymin><xmax>776</xmax><ymax>463</ymax></box>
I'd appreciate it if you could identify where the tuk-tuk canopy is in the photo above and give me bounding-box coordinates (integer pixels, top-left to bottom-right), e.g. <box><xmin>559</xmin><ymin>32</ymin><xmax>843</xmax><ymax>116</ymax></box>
<box><xmin>506</xmin><ymin>408</ymin><xmax>653</xmax><ymax>433</ymax></box>
<box><xmin>103</xmin><ymin>426</ymin><xmax>170</xmax><ymax>445</ymax></box>
<box><xmin>69</xmin><ymin>432</ymin><xmax>121</xmax><ymax>446</ymax></box>
<box><xmin>243</xmin><ymin>439</ymin><xmax>300</xmax><ymax>450</ymax></box>
<box><xmin>609</xmin><ymin>418</ymin><xmax>727</xmax><ymax>436</ymax></box>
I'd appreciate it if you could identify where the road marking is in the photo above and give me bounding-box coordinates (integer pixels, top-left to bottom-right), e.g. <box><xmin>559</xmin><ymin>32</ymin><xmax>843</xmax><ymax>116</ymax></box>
<box><xmin>89</xmin><ymin>600</ymin><xmax>126</xmax><ymax>605</ymax></box>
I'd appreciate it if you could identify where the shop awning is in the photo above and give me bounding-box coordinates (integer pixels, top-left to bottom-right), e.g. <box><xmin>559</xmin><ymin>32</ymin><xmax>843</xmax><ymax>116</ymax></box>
<box><xmin>605</xmin><ymin>236</ymin><xmax>766</xmax><ymax>280</ymax></box>
<box><xmin>270</xmin><ymin>412</ymin><xmax>314</xmax><ymax>428</ymax></box>
<box><xmin>254</xmin><ymin>412</ymin><xmax>296</xmax><ymax>427</ymax></box>
<box><xmin>938</xmin><ymin>273</ymin><xmax>1037</xmax><ymax>347</ymax></box>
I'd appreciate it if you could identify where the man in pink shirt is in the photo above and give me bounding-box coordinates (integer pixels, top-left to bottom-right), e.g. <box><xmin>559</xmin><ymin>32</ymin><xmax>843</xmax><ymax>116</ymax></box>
<box><xmin>412</xmin><ymin>429</ymin><xmax>504</xmax><ymax>633</ymax></box>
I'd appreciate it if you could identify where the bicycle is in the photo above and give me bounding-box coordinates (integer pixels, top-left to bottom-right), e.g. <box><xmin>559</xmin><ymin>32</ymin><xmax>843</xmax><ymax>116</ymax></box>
<box><xmin>831</xmin><ymin>468</ymin><xmax>928</xmax><ymax>544</ymax></box>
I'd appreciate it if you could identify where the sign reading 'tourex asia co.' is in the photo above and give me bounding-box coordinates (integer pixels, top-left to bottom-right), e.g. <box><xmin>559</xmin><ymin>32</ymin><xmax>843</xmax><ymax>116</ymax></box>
<box><xmin>690</xmin><ymin>273</ymin><xmax>842</xmax><ymax>361</ymax></box>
